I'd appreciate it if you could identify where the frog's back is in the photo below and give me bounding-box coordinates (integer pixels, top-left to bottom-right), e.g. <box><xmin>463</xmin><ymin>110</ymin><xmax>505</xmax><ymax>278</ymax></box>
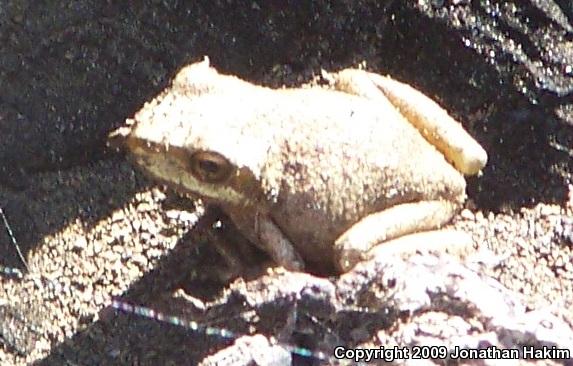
<box><xmin>260</xmin><ymin>88</ymin><xmax>466</xmax><ymax>270</ymax></box>
<box><xmin>264</xmin><ymin>87</ymin><xmax>466</xmax><ymax>211</ymax></box>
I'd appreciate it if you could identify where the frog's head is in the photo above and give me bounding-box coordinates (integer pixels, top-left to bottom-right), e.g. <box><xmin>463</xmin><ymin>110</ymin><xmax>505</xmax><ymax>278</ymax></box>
<box><xmin>109</xmin><ymin>58</ymin><xmax>274</xmax><ymax>208</ymax></box>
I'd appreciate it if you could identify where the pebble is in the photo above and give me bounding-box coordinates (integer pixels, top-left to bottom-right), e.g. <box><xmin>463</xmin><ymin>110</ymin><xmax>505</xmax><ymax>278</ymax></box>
<box><xmin>73</xmin><ymin>236</ymin><xmax>87</xmax><ymax>250</ymax></box>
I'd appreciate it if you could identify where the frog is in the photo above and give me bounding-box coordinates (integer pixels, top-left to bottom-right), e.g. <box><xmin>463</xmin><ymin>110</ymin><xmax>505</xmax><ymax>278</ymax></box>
<box><xmin>110</xmin><ymin>57</ymin><xmax>487</xmax><ymax>275</ymax></box>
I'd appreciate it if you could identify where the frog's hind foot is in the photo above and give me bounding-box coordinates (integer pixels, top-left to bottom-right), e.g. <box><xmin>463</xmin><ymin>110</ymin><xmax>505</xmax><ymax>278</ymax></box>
<box><xmin>334</xmin><ymin>200</ymin><xmax>462</xmax><ymax>272</ymax></box>
<box><xmin>365</xmin><ymin>229</ymin><xmax>474</xmax><ymax>264</ymax></box>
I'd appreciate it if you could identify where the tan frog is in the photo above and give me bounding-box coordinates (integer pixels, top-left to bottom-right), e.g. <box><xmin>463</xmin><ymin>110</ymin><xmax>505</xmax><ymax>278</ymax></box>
<box><xmin>111</xmin><ymin>57</ymin><xmax>487</xmax><ymax>275</ymax></box>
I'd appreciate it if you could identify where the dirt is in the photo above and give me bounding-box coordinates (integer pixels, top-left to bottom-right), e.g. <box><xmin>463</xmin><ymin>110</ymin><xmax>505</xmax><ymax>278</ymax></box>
<box><xmin>0</xmin><ymin>1</ymin><xmax>572</xmax><ymax>365</ymax></box>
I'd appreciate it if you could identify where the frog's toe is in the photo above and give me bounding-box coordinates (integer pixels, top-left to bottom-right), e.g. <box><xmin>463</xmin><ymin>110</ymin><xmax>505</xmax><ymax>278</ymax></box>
<box><xmin>364</xmin><ymin>229</ymin><xmax>474</xmax><ymax>265</ymax></box>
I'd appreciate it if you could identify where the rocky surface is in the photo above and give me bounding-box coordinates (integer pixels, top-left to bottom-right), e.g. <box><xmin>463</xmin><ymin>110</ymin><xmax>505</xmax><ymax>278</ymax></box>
<box><xmin>0</xmin><ymin>0</ymin><xmax>572</xmax><ymax>365</ymax></box>
<box><xmin>198</xmin><ymin>254</ymin><xmax>573</xmax><ymax>366</ymax></box>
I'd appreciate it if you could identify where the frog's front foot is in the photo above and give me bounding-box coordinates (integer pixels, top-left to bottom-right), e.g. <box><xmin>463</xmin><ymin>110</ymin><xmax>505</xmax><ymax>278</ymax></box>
<box><xmin>227</xmin><ymin>209</ymin><xmax>306</xmax><ymax>272</ymax></box>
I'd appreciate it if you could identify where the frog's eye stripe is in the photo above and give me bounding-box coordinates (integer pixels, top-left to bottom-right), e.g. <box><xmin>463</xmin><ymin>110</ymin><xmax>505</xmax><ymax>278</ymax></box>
<box><xmin>110</xmin><ymin>299</ymin><xmax>345</xmax><ymax>365</ymax></box>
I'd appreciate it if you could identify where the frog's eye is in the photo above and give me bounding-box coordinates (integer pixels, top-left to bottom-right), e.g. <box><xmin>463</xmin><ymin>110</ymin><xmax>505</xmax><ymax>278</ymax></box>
<box><xmin>189</xmin><ymin>151</ymin><xmax>234</xmax><ymax>183</ymax></box>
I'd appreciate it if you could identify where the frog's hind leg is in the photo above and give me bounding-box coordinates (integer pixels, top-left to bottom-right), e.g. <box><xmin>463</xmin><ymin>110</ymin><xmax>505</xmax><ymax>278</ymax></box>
<box><xmin>330</xmin><ymin>68</ymin><xmax>487</xmax><ymax>176</ymax></box>
<box><xmin>334</xmin><ymin>200</ymin><xmax>469</xmax><ymax>272</ymax></box>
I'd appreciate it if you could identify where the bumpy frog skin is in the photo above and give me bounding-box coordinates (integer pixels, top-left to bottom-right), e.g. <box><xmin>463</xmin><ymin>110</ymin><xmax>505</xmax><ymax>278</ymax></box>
<box><xmin>112</xmin><ymin>57</ymin><xmax>487</xmax><ymax>274</ymax></box>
